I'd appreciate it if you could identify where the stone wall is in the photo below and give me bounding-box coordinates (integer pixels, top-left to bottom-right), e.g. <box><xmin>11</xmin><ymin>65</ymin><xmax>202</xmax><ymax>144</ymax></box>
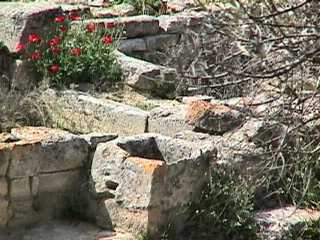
<box><xmin>0</xmin><ymin>127</ymin><xmax>92</xmax><ymax>229</ymax></box>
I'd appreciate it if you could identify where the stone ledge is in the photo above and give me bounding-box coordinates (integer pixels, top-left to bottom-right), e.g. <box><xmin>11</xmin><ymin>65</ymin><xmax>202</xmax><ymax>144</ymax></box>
<box><xmin>78</xmin><ymin>15</ymin><xmax>160</xmax><ymax>38</ymax></box>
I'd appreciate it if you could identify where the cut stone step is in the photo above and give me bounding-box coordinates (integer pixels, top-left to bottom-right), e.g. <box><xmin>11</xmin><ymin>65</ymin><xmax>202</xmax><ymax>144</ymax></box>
<box><xmin>77</xmin><ymin>15</ymin><xmax>160</xmax><ymax>38</ymax></box>
<box><xmin>90</xmin><ymin>133</ymin><xmax>216</xmax><ymax>237</ymax></box>
<box><xmin>41</xmin><ymin>89</ymin><xmax>148</xmax><ymax>135</ymax></box>
<box><xmin>116</xmin><ymin>51</ymin><xmax>177</xmax><ymax>98</ymax></box>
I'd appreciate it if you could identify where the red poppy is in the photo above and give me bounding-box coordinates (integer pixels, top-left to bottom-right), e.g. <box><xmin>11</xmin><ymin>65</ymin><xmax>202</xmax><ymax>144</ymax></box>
<box><xmin>106</xmin><ymin>22</ymin><xmax>116</xmax><ymax>29</ymax></box>
<box><xmin>54</xmin><ymin>16</ymin><xmax>65</xmax><ymax>23</ymax></box>
<box><xmin>28</xmin><ymin>34</ymin><xmax>41</xmax><ymax>44</ymax></box>
<box><xmin>48</xmin><ymin>36</ymin><xmax>60</xmax><ymax>47</ymax></box>
<box><xmin>60</xmin><ymin>25</ymin><xmax>68</xmax><ymax>32</ymax></box>
<box><xmin>31</xmin><ymin>50</ymin><xmax>42</xmax><ymax>61</ymax></box>
<box><xmin>102</xmin><ymin>35</ymin><xmax>113</xmax><ymax>45</ymax></box>
<box><xmin>69</xmin><ymin>15</ymin><xmax>81</xmax><ymax>21</ymax></box>
<box><xmin>86</xmin><ymin>22</ymin><xmax>96</xmax><ymax>33</ymax></box>
<box><xmin>70</xmin><ymin>48</ymin><xmax>81</xmax><ymax>56</ymax></box>
<box><xmin>16</xmin><ymin>43</ymin><xmax>26</xmax><ymax>52</ymax></box>
<box><xmin>50</xmin><ymin>47</ymin><xmax>61</xmax><ymax>55</ymax></box>
<box><xmin>48</xmin><ymin>64</ymin><xmax>60</xmax><ymax>74</ymax></box>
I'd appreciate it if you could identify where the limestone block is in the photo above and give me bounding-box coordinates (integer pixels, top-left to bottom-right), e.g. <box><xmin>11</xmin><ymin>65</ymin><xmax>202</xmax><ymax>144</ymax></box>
<box><xmin>148</xmin><ymin>106</ymin><xmax>194</xmax><ymax>137</ymax></box>
<box><xmin>90</xmin><ymin>133</ymin><xmax>215</xmax><ymax>237</ymax></box>
<box><xmin>41</xmin><ymin>89</ymin><xmax>148</xmax><ymax>135</ymax></box>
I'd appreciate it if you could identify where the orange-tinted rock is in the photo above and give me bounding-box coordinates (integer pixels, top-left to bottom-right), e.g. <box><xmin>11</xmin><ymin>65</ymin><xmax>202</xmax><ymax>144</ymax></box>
<box><xmin>186</xmin><ymin>100</ymin><xmax>244</xmax><ymax>134</ymax></box>
<box><xmin>91</xmin><ymin>133</ymin><xmax>215</xmax><ymax>237</ymax></box>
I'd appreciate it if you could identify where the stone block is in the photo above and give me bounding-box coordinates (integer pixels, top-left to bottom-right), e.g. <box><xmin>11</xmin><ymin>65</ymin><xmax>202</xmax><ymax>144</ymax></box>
<box><xmin>90</xmin><ymin>133</ymin><xmax>215</xmax><ymax>237</ymax></box>
<box><xmin>186</xmin><ymin>100</ymin><xmax>245</xmax><ymax>134</ymax></box>
<box><xmin>116</xmin><ymin>51</ymin><xmax>177</xmax><ymax>98</ymax></box>
<box><xmin>10</xmin><ymin>178</ymin><xmax>32</xmax><ymax>201</ymax></box>
<box><xmin>148</xmin><ymin>106</ymin><xmax>194</xmax><ymax>137</ymax></box>
<box><xmin>0</xmin><ymin>197</ymin><xmax>9</xmax><ymax>227</ymax></box>
<box><xmin>80</xmin><ymin>15</ymin><xmax>160</xmax><ymax>38</ymax></box>
<box><xmin>41</xmin><ymin>90</ymin><xmax>148</xmax><ymax>135</ymax></box>
<box><xmin>0</xmin><ymin>177</ymin><xmax>8</xmax><ymax>198</ymax></box>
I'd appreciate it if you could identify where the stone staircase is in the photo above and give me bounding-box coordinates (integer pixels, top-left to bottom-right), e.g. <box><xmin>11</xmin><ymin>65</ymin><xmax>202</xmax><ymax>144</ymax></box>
<box><xmin>1</xmin><ymin>1</ymin><xmax>320</xmax><ymax>240</ymax></box>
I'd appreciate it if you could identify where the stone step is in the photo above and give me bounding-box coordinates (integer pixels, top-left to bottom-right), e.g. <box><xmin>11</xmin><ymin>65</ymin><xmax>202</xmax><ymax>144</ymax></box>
<box><xmin>115</xmin><ymin>51</ymin><xmax>177</xmax><ymax>98</ymax></box>
<box><xmin>75</xmin><ymin>15</ymin><xmax>160</xmax><ymax>38</ymax></box>
<box><xmin>41</xmin><ymin>89</ymin><xmax>148</xmax><ymax>136</ymax></box>
<box><xmin>0</xmin><ymin>220</ymin><xmax>134</xmax><ymax>240</ymax></box>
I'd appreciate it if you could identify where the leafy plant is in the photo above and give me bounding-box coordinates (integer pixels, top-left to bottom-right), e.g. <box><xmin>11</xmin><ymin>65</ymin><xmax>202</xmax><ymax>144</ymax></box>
<box><xmin>16</xmin><ymin>12</ymin><xmax>121</xmax><ymax>88</ymax></box>
<box><xmin>185</xmin><ymin>166</ymin><xmax>259</xmax><ymax>240</ymax></box>
<box><xmin>257</xmin><ymin>122</ymin><xmax>320</xmax><ymax>209</ymax></box>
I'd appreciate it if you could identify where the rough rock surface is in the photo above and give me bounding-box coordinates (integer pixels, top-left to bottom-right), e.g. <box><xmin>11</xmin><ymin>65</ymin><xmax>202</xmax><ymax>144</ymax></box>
<box><xmin>0</xmin><ymin>127</ymin><xmax>91</xmax><ymax>228</ymax></box>
<box><xmin>186</xmin><ymin>100</ymin><xmax>245</xmax><ymax>134</ymax></box>
<box><xmin>91</xmin><ymin>3</ymin><xmax>137</xmax><ymax>18</ymax></box>
<box><xmin>255</xmin><ymin>206</ymin><xmax>320</xmax><ymax>240</ymax></box>
<box><xmin>148</xmin><ymin>105</ymin><xmax>194</xmax><ymax>136</ymax></box>
<box><xmin>0</xmin><ymin>2</ymin><xmax>62</xmax><ymax>52</ymax></box>
<box><xmin>80</xmin><ymin>15</ymin><xmax>160</xmax><ymax>38</ymax></box>
<box><xmin>116</xmin><ymin>51</ymin><xmax>177</xmax><ymax>98</ymax></box>
<box><xmin>0</xmin><ymin>220</ymin><xmax>134</xmax><ymax>240</ymax></box>
<box><xmin>90</xmin><ymin>133</ymin><xmax>216</xmax><ymax>237</ymax></box>
<box><xmin>41</xmin><ymin>89</ymin><xmax>148</xmax><ymax>135</ymax></box>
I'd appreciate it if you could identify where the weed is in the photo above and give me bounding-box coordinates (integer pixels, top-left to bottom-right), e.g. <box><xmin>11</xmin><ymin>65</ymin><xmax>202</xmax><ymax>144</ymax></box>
<box><xmin>185</xmin><ymin>166</ymin><xmax>259</xmax><ymax>240</ymax></box>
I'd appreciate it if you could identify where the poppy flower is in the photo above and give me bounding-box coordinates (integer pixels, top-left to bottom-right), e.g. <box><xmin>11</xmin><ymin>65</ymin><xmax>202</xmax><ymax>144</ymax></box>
<box><xmin>31</xmin><ymin>50</ymin><xmax>42</xmax><ymax>61</ymax></box>
<box><xmin>48</xmin><ymin>36</ymin><xmax>60</xmax><ymax>47</ymax></box>
<box><xmin>69</xmin><ymin>15</ymin><xmax>81</xmax><ymax>21</ymax></box>
<box><xmin>86</xmin><ymin>22</ymin><xmax>96</xmax><ymax>33</ymax></box>
<box><xmin>70</xmin><ymin>48</ymin><xmax>81</xmax><ymax>56</ymax></box>
<box><xmin>16</xmin><ymin>43</ymin><xmax>26</xmax><ymax>52</ymax></box>
<box><xmin>102</xmin><ymin>35</ymin><xmax>113</xmax><ymax>45</ymax></box>
<box><xmin>50</xmin><ymin>47</ymin><xmax>62</xmax><ymax>55</ymax></box>
<box><xmin>60</xmin><ymin>25</ymin><xmax>68</xmax><ymax>32</ymax></box>
<box><xmin>28</xmin><ymin>34</ymin><xmax>41</xmax><ymax>44</ymax></box>
<box><xmin>48</xmin><ymin>64</ymin><xmax>60</xmax><ymax>74</ymax></box>
<box><xmin>54</xmin><ymin>16</ymin><xmax>65</xmax><ymax>23</ymax></box>
<box><xmin>106</xmin><ymin>22</ymin><xmax>116</xmax><ymax>29</ymax></box>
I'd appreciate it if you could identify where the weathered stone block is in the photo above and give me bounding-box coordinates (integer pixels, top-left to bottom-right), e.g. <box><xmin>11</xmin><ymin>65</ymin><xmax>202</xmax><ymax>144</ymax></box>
<box><xmin>0</xmin><ymin>177</ymin><xmax>8</xmax><ymax>198</ymax></box>
<box><xmin>41</xmin><ymin>90</ymin><xmax>148</xmax><ymax>135</ymax></box>
<box><xmin>144</xmin><ymin>34</ymin><xmax>180</xmax><ymax>51</ymax></box>
<box><xmin>7</xmin><ymin>142</ymin><xmax>42</xmax><ymax>179</ymax></box>
<box><xmin>11</xmin><ymin>60</ymin><xmax>37</xmax><ymax>92</ymax></box>
<box><xmin>91</xmin><ymin>3</ymin><xmax>137</xmax><ymax>18</ymax></box>
<box><xmin>91</xmin><ymin>133</ymin><xmax>215</xmax><ymax>237</ymax></box>
<box><xmin>116</xmin><ymin>51</ymin><xmax>177</xmax><ymax>98</ymax></box>
<box><xmin>118</xmin><ymin>38</ymin><xmax>148</xmax><ymax>53</ymax></box>
<box><xmin>10</xmin><ymin>178</ymin><xmax>32</xmax><ymax>201</ymax></box>
<box><xmin>148</xmin><ymin>106</ymin><xmax>194</xmax><ymax>137</ymax></box>
<box><xmin>8</xmin><ymin>199</ymin><xmax>39</xmax><ymax>228</ymax></box>
<box><xmin>11</xmin><ymin>127</ymin><xmax>90</xmax><ymax>173</ymax></box>
<box><xmin>0</xmin><ymin>197</ymin><xmax>9</xmax><ymax>227</ymax></box>
<box><xmin>186</xmin><ymin>100</ymin><xmax>245</xmax><ymax>134</ymax></box>
<box><xmin>80</xmin><ymin>15</ymin><xmax>160</xmax><ymax>38</ymax></box>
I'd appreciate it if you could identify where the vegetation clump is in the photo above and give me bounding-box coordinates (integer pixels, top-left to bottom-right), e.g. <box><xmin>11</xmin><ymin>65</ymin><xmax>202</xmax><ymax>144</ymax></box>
<box><xmin>16</xmin><ymin>12</ymin><xmax>121</xmax><ymax>88</ymax></box>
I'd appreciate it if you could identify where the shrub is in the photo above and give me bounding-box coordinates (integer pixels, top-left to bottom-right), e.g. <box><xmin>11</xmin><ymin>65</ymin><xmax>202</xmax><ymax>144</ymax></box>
<box><xmin>185</xmin><ymin>166</ymin><xmax>259</xmax><ymax>240</ymax></box>
<box><xmin>16</xmin><ymin>13</ymin><xmax>121</xmax><ymax>88</ymax></box>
